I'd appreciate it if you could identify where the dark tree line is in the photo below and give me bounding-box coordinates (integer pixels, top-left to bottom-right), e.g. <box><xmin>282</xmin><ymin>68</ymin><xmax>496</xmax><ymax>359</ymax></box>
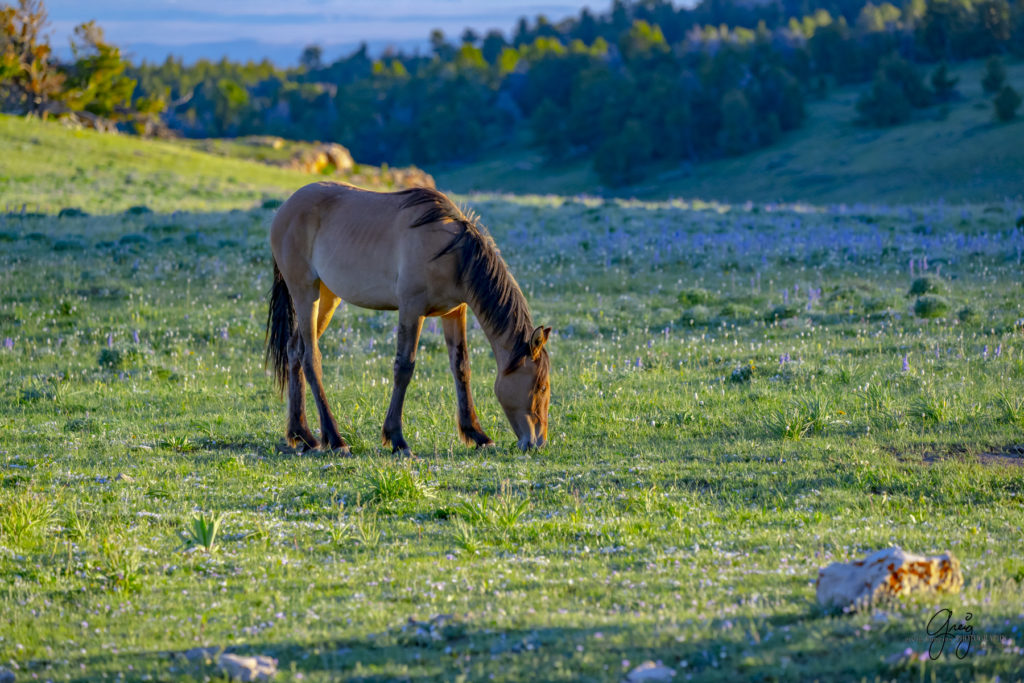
<box><xmin>4</xmin><ymin>0</ymin><xmax>1023</xmax><ymax>186</ymax></box>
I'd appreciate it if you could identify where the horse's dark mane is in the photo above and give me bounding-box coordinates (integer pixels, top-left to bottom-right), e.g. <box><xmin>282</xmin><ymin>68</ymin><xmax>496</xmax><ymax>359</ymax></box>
<box><xmin>399</xmin><ymin>188</ymin><xmax>534</xmax><ymax>361</ymax></box>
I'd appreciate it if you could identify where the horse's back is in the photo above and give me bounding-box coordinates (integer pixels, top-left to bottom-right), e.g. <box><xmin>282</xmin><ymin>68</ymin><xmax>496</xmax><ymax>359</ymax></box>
<box><xmin>270</xmin><ymin>183</ymin><xmax>460</xmax><ymax>312</ymax></box>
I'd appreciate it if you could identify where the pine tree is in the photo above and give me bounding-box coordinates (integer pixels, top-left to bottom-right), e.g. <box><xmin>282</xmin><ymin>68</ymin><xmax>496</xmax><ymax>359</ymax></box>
<box><xmin>930</xmin><ymin>63</ymin><xmax>958</xmax><ymax>101</ymax></box>
<box><xmin>61</xmin><ymin>21</ymin><xmax>136</xmax><ymax>125</ymax></box>
<box><xmin>993</xmin><ymin>85</ymin><xmax>1021</xmax><ymax>121</ymax></box>
<box><xmin>982</xmin><ymin>56</ymin><xmax>1007</xmax><ymax>94</ymax></box>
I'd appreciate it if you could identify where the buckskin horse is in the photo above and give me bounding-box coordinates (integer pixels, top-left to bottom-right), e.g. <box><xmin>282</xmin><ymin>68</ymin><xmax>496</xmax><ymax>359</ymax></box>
<box><xmin>265</xmin><ymin>182</ymin><xmax>551</xmax><ymax>455</ymax></box>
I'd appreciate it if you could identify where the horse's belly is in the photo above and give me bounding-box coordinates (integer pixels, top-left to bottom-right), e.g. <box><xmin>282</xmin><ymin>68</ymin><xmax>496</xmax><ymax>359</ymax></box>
<box><xmin>319</xmin><ymin>271</ymin><xmax>399</xmax><ymax>311</ymax></box>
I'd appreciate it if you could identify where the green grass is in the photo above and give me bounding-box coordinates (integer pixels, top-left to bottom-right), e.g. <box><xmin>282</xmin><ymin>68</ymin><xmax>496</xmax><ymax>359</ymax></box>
<box><xmin>0</xmin><ymin>114</ymin><xmax>309</xmax><ymax>213</ymax></box>
<box><xmin>1</xmin><ymin>115</ymin><xmax>1023</xmax><ymax>681</ymax></box>
<box><xmin>437</xmin><ymin>58</ymin><xmax>1024</xmax><ymax>205</ymax></box>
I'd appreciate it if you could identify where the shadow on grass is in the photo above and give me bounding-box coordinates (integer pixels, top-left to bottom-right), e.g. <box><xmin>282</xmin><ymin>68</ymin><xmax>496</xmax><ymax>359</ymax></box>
<box><xmin>24</xmin><ymin>615</ymin><xmax>947</xmax><ymax>683</ymax></box>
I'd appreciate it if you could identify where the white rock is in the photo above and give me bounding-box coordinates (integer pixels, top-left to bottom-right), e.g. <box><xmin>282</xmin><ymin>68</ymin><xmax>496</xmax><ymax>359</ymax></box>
<box><xmin>816</xmin><ymin>547</ymin><xmax>962</xmax><ymax>608</ymax></box>
<box><xmin>625</xmin><ymin>661</ymin><xmax>675</xmax><ymax>682</ymax></box>
<box><xmin>217</xmin><ymin>653</ymin><xmax>277</xmax><ymax>681</ymax></box>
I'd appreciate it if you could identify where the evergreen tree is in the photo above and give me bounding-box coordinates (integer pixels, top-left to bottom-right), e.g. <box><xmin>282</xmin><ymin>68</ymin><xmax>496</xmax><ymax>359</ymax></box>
<box><xmin>930</xmin><ymin>62</ymin><xmax>958</xmax><ymax>101</ymax></box>
<box><xmin>982</xmin><ymin>55</ymin><xmax>1007</xmax><ymax>94</ymax></box>
<box><xmin>61</xmin><ymin>21</ymin><xmax>136</xmax><ymax>123</ymax></box>
<box><xmin>530</xmin><ymin>98</ymin><xmax>569</xmax><ymax>160</ymax></box>
<box><xmin>993</xmin><ymin>84</ymin><xmax>1021</xmax><ymax>121</ymax></box>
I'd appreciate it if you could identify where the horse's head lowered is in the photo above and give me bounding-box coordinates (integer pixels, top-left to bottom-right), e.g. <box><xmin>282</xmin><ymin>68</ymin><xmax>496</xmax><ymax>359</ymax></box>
<box><xmin>495</xmin><ymin>326</ymin><xmax>551</xmax><ymax>450</ymax></box>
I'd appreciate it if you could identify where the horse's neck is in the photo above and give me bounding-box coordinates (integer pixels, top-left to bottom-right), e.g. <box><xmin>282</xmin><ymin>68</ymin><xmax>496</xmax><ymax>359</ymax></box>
<box><xmin>464</xmin><ymin>291</ymin><xmax>530</xmax><ymax>373</ymax></box>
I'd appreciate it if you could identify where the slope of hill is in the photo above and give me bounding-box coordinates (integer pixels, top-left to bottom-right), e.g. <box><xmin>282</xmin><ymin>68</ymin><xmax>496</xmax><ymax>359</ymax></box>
<box><xmin>435</xmin><ymin>59</ymin><xmax>1024</xmax><ymax>205</ymax></box>
<box><xmin>0</xmin><ymin>114</ymin><xmax>311</xmax><ymax>214</ymax></box>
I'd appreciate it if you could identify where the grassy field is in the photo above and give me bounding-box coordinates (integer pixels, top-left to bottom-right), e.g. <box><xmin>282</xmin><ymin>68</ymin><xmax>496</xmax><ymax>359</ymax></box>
<box><xmin>0</xmin><ymin>114</ymin><xmax>308</xmax><ymax>214</ymax></box>
<box><xmin>437</xmin><ymin>59</ymin><xmax>1024</xmax><ymax>206</ymax></box>
<box><xmin>1</xmin><ymin>116</ymin><xmax>1024</xmax><ymax>681</ymax></box>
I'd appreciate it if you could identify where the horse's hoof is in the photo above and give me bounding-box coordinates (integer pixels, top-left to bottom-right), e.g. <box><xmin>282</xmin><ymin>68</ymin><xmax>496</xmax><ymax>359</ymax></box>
<box><xmin>326</xmin><ymin>445</ymin><xmax>352</xmax><ymax>457</ymax></box>
<box><xmin>475</xmin><ymin>439</ymin><xmax>496</xmax><ymax>449</ymax></box>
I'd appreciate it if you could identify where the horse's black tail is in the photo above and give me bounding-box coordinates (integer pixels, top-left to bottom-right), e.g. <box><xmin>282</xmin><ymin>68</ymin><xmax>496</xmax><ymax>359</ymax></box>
<box><xmin>265</xmin><ymin>259</ymin><xmax>294</xmax><ymax>396</ymax></box>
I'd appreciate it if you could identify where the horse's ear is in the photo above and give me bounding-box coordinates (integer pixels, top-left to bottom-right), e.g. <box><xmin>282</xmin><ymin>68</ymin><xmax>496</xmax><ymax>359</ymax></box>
<box><xmin>530</xmin><ymin>326</ymin><xmax>551</xmax><ymax>360</ymax></box>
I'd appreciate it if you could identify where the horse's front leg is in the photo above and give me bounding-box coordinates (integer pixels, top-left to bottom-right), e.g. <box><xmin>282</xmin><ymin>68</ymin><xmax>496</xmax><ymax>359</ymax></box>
<box><xmin>442</xmin><ymin>304</ymin><xmax>494</xmax><ymax>448</ymax></box>
<box><xmin>381</xmin><ymin>311</ymin><xmax>424</xmax><ymax>456</ymax></box>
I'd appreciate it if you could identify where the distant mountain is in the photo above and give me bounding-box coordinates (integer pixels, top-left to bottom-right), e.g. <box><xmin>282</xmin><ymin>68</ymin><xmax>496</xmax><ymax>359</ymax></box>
<box><xmin>57</xmin><ymin>38</ymin><xmax>430</xmax><ymax>67</ymax></box>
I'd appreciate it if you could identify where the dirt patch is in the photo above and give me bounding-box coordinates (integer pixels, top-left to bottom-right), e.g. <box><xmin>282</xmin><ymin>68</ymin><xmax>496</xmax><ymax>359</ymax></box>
<box><xmin>890</xmin><ymin>444</ymin><xmax>1024</xmax><ymax>467</ymax></box>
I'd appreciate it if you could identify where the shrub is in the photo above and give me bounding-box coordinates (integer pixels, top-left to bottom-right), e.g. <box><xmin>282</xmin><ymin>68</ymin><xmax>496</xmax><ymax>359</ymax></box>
<box><xmin>994</xmin><ymin>85</ymin><xmax>1021</xmax><ymax>122</ymax></box>
<box><xmin>764</xmin><ymin>304</ymin><xmax>800</xmax><ymax>322</ymax></box>
<box><xmin>914</xmin><ymin>295</ymin><xmax>950</xmax><ymax>318</ymax></box>
<box><xmin>930</xmin><ymin>63</ymin><xmax>958</xmax><ymax>101</ymax></box>
<box><xmin>982</xmin><ymin>56</ymin><xmax>1007</xmax><ymax>95</ymax></box>
<box><xmin>908</xmin><ymin>274</ymin><xmax>947</xmax><ymax>296</ymax></box>
<box><xmin>677</xmin><ymin>287</ymin><xmax>712</xmax><ymax>306</ymax></box>
<box><xmin>957</xmin><ymin>305</ymin><xmax>979</xmax><ymax>323</ymax></box>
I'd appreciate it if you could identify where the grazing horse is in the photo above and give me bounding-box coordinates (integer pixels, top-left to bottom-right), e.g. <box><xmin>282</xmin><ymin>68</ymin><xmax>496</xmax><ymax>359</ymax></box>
<box><xmin>265</xmin><ymin>182</ymin><xmax>551</xmax><ymax>455</ymax></box>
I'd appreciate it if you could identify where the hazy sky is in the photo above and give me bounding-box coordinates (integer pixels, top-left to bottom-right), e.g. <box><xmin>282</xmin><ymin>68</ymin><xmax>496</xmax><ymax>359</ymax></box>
<box><xmin>45</xmin><ymin>1</ymin><xmax>604</xmax><ymax>61</ymax></box>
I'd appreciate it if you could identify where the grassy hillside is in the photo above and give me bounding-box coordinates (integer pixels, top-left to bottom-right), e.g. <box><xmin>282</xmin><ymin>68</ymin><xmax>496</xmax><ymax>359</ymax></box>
<box><xmin>0</xmin><ymin>114</ymin><xmax>311</xmax><ymax>214</ymax></box>
<box><xmin>436</xmin><ymin>59</ymin><xmax>1024</xmax><ymax>205</ymax></box>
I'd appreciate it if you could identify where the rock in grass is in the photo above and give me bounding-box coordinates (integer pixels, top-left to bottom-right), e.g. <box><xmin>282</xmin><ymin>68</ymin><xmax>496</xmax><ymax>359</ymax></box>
<box><xmin>816</xmin><ymin>547</ymin><xmax>962</xmax><ymax>608</ymax></box>
<box><xmin>217</xmin><ymin>653</ymin><xmax>277</xmax><ymax>681</ymax></box>
<box><xmin>625</xmin><ymin>661</ymin><xmax>675</xmax><ymax>682</ymax></box>
<box><xmin>183</xmin><ymin>646</ymin><xmax>220</xmax><ymax>662</ymax></box>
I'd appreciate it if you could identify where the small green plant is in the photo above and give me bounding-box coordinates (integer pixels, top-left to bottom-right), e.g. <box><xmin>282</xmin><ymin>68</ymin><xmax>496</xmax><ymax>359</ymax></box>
<box><xmin>796</xmin><ymin>395</ymin><xmax>836</xmax><ymax>433</ymax></box>
<box><xmin>183</xmin><ymin>512</ymin><xmax>226</xmax><ymax>552</ymax></box>
<box><xmin>455</xmin><ymin>498</ymin><xmax>493</xmax><ymax>527</ymax></box>
<box><xmin>913</xmin><ymin>395</ymin><xmax>950</xmax><ymax>424</ymax></box>
<box><xmin>765</xmin><ymin>406</ymin><xmax>813</xmax><ymax>441</ymax></box>
<box><xmin>1</xmin><ymin>493</ymin><xmax>55</xmax><ymax>549</ymax></box>
<box><xmin>913</xmin><ymin>295</ymin><xmax>950</xmax><ymax>319</ymax></box>
<box><xmin>63</xmin><ymin>504</ymin><xmax>92</xmax><ymax>541</ymax></box>
<box><xmin>354</xmin><ymin>509</ymin><xmax>381</xmax><ymax>550</ymax></box>
<box><xmin>363</xmin><ymin>464</ymin><xmax>436</xmax><ymax>511</ymax></box>
<box><xmin>730</xmin><ymin>362</ymin><xmax>755</xmax><ymax>383</ymax></box>
<box><xmin>997</xmin><ymin>394</ymin><xmax>1024</xmax><ymax>426</ymax></box>
<box><xmin>327</xmin><ymin>502</ymin><xmax>354</xmax><ymax>545</ymax></box>
<box><xmin>491</xmin><ymin>495</ymin><xmax>530</xmax><ymax>535</ymax></box>
<box><xmin>451</xmin><ymin>518</ymin><xmax>481</xmax><ymax>554</ymax></box>
<box><xmin>100</xmin><ymin>539</ymin><xmax>142</xmax><ymax>593</ymax></box>
<box><xmin>161</xmin><ymin>435</ymin><xmax>196</xmax><ymax>452</ymax></box>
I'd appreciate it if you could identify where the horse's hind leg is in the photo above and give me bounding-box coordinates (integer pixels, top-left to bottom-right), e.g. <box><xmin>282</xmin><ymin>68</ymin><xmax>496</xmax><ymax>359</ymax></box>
<box><xmin>442</xmin><ymin>304</ymin><xmax>494</xmax><ymax>448</ymax></box>
<box><xmin>285</xmin><ymin>333</ymin><xmax>318</xmax><ymax>450</ymax></box>
<box><xmin>381</xmin><ymin>310</ymin><xmax>424</xmax><ymax>456</ymax></box>
<box><xmin>293</xmin><ymin>286</ymin><xmax>349</xmax><ymax>453</ymax></box>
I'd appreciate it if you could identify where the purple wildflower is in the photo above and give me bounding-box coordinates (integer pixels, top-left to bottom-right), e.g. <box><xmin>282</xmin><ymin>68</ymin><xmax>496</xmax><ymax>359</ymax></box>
<box><xmin>132</xmin><ymin>329</ymin><xmax>140</xmax><ymax>344</ymax></box>
<box><xmin>3</xmin><ymin>337</ymin><xmax>13</xmax><ymax>350</ymax></box>
<box><xmin>982</xmin><ymin>344</ymin><xmax>988</xmax><ymax>360</ymax></box>
<box><xmin>107</xmin><ymin>333</ymin><xmax>114</xmax><ymax>348</ymax></box>
<box><xmin>902</xmin><ymin>354</ymin><xmax>910</xmax><ymax>372</ymax></box>
<box><xmin>995</xmin><ymin>344</ymin><xmax>1002</xmax><ymax>358</ymax></box>
<box><xmin>783</xmin><ymin>288</ymin><xmax>789</xmax><ymax>305</ymax></box>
